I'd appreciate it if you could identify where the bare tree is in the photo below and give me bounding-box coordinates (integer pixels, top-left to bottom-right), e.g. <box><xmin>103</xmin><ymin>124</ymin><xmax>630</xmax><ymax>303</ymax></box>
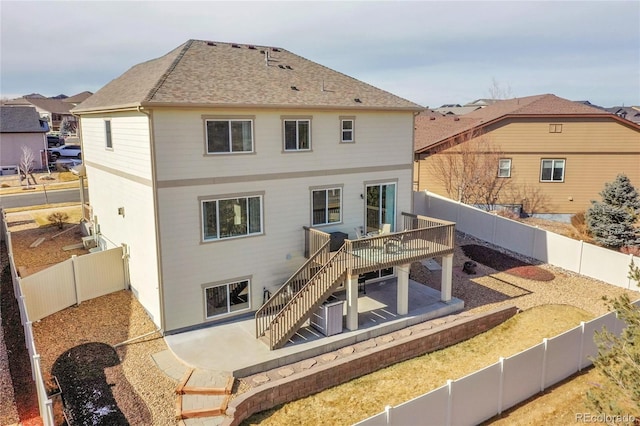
<box><xmin>18</xmin><ymin>145</ymin><xmax>36</xmax><ymax>188</ymax></box>
<box><xmin>488</xmin><ymin>77</ymin><xmax>513</xmax><ymax>100</ymax></box>
<box><xmin>427</xmin><ymin>130</ymin><xmax>513</xmax><ymax>210</ymax></box>
<box><xmin>504</xmin><ymin>183</ymin><xmax>552</xmax><ymax>216</ymax></box>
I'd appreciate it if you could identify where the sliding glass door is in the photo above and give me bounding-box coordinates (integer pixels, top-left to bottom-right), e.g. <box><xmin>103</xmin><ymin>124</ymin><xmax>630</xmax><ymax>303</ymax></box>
<box><xmin>365</xmin><ymin>183</ymin><xmax>396</xmax><ymax>233</ymax></box>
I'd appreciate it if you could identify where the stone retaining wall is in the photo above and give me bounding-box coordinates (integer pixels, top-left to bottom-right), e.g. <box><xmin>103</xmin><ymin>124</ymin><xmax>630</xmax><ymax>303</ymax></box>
<box><xmin>223</xmin><ymin>305</ymin><xmax>518</xmax><ymax>426</ymax></box>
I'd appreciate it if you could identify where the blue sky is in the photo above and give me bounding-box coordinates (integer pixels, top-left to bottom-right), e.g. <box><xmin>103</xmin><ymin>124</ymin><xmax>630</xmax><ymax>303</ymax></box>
<box><xmin>1</xmin><ymin>1</ymin><xmax>638</xmax><ymax>107</ymax></box>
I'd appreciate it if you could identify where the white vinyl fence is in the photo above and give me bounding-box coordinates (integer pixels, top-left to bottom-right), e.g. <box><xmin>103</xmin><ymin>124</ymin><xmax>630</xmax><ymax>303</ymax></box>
<box><xmin>355</xmin><ymin>302</ymin><xmax>638</xmax><ymax>426</ymax></box>
<box><xmin>1</xmin><ymin>209</ymin><xmax>128</xmax><ymax>425</ymax></box>
<box><xmin>414</xmin><ymin>191</ymin><xmax>639</xmax><ymax>290</ymax></box>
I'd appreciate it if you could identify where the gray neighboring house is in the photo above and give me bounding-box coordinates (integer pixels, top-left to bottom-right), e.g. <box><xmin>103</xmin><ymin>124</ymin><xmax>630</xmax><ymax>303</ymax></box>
<box><xmin>0</xmin><ymin>106</ymin><xmax>49</xmax><ymax>173</ymax></box>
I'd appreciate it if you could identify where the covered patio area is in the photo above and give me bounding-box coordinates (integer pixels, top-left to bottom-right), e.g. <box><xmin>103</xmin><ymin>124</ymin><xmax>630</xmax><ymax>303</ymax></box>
<box><xmin>165</xmin><ymin>277</ymin><xmax>464</xmax><ymax>377</ymax></box>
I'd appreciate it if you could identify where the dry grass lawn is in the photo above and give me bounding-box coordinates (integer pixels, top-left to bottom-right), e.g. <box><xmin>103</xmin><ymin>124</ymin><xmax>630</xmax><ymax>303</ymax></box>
<box><xmin>244</xmin><ymin>305</ymin><xmax>595</xmax><ymax>425</ymax></box>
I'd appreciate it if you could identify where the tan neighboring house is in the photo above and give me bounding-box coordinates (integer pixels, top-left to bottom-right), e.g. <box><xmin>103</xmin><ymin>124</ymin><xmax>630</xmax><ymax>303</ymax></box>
<box><xmin>414</xmin><ymin>94</ymin><xmax>640</xmax><ymax>220</ymax></box>
<box><xmin>73</xmin><ymin>39</ymin><xmax>456</xmax><ymax>348</ymax></box>
<box><xmin>0</xmin><ymin>106</ymin><xmax>49</xmax><ymax>173</ymax></box>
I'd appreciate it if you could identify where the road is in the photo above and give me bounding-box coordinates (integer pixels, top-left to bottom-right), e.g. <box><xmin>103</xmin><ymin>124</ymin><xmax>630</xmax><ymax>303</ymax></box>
<box><xmin>0</xmin><ymin>187</ymin><xmax>88</xmax><ymax>209</ymax></box>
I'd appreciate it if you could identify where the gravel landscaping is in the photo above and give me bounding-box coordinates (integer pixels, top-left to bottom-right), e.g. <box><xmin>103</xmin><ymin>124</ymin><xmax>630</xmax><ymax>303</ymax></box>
<box><xmin>3</xmin><ymin>204</ymin><xmax>639</xmax><ymax>425</ymax></box>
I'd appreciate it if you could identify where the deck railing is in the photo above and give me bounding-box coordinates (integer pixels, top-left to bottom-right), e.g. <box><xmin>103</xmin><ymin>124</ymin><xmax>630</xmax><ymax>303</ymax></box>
<box><xmin>256</xmin><ymin>212</ymin><xmax>455</xmax><ymax>349</ymax></box>
<box><xmin>255</xmin><ymin>236</ymin><xmax>331</xmax><ymax>339</ymax></box>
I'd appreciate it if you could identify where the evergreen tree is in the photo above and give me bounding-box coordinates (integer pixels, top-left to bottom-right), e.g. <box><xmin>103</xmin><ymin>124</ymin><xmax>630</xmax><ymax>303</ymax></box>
<box><xmin>586</xmin><ymin>174</ymin><xmax>640</xmax><ymax>249</ymax></box>
<box><xmin>587</xmin><ymin>266</ymin><xmax>640</xmax><ymax>419</ymax></box>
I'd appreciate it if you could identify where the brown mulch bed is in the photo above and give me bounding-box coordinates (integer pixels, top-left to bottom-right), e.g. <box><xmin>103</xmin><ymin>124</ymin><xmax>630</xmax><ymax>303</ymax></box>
<box><xmin>4</xmin><ymin>211</ymin><xmax>178</xmax><ymax>425</ymax></box>
<box><xmin>460</xmin><ymin>244</ymin><xmax>555</xmax><ymax>281</ymax></box>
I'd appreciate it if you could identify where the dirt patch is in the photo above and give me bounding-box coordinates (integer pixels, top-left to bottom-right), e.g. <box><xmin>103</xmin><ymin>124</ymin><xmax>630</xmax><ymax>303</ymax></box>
<box><xmin>460</xmin><ymin>244</ymin><xmax>532</xmax><ymax>271</ymax></box>
<box><xmin>505</xmin><ymin>265</ymin><xmax>555</xmax><ymax>281</ymax></box>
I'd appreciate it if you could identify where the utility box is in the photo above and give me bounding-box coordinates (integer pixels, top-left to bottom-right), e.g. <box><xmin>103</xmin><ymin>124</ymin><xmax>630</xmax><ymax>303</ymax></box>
<box><xmin>310</xmin><ymin>297</ymin><xmax>344</xmax><ymax>336</ymax></box>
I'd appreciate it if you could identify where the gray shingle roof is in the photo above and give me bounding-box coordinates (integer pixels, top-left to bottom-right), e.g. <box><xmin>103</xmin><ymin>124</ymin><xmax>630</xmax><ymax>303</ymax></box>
<box><xmin>74</xmin><ymin>40</ymin><xmax>423</xmax><ymax>112</ymax></box>
<box><xmin>0</xmin><ymin>106</ymin><xmax>48</xmax><ymax>133</ymax></box>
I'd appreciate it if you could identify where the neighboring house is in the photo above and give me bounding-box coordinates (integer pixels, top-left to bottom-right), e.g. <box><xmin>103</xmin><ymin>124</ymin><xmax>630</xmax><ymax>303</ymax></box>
<box><xmin>607</xmin><ymin>106</ymin><xmax>640</xmax><ymax>125</ymax></box>
<box><xmin>3</xmin><ymin>93</ymin><xmax>81</xmax><ymax>133</ymax></box>
<box><xmin>414</xmin><ymin>94</ymin><xmax>640</xmax><ymax>220</ymax></box>
<box><xmin>0</xmin><ymin>106</ymin><xmax>49</xmax><ymax>172</ymax></box>
<box><xmin>434</xmin><ymin>104</ymin><xmax>482</xmax><ymax>116</ymax></box>
<box><xmin>73</xmin><ymin>39</ymin><xmax>455</xmax><ymax>345</ymax></box>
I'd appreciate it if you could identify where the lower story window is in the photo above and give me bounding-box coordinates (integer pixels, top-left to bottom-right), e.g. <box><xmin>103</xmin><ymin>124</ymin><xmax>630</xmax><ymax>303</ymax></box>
<box><xmin>205</xmin><ymin>279</ymin><xmax>250</xmax><ymax>318</ymax></box>
<box><xmin>202</xmin><ymin>195</ymin><xmax>263</xmax><ymax>240</ymax></box>
<box><xmin>540</xmin><ymin>159</ymin><xmax>565</xmax><ymax>182</ymax></box>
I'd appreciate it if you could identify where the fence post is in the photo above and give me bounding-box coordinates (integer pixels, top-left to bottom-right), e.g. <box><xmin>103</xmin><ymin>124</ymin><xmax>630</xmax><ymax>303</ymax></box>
<box><xmin>446</xmin><ymin>379</ymin><xmax>453</xmax><ymax>426</ymax></box>
<box><xmin>578</xmin><ymin>321</ymin><xmax>586</xmax><ymax>371</ymax></box>
<box><xmin>71</xmin><ymin>254</ymin><xmax>81</xmax><ymax>304</ymax></box>
<box><xmin>384</xmin><ymin>405</ymin><xmax>392</xmax><ymax>425</ymax></box>
<box><xmin>498</xmin><ymin>357</ymin><xmax>505</xmax><ymax>414</ymax></box>
<box><xmin>540</xmin><ymin>338</ymin><xmax>548</xmax><ymax>392</ymax></box>
<box><xmin>578</xmin><ymin>240</ymin><xmax>584</xmax><ymax>274</ymax></box>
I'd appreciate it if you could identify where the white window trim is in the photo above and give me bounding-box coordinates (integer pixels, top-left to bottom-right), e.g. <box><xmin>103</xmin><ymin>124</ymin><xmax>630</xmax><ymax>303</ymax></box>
<box><xmin>105</xmin><ymin>119</ymin><xmax>113</xmax><ymax>150</ymax></box>
<box><xmin>200</xmin><ymin>193</ymin><xmax>264</xmax><ymax>242</ymax></box>
<box><xmin>540</xmin><ymin>159</ymin><xmax>565</xmax><ymax>182</ymax></box>
<box><xmin>498</xmin><ymin>158</ymin><xmax>511</xmax><ymax>178</ymax></box>
<box><xmin>340</xmin><ymin>117</ymin><xmax>355</xmax><ymax>143</ymax></box>
<box><xmin>311</xmin><ymin>186</ymin><xmax>343</xmax><ymax>226</ymax></box>
<box><xmin>203</xmin><ymin>277</ymin><xmax>251</xmax><ymax>320</ymax></box>
<box><xmin>204</xmin><ymin>118</ymin><xmax>254</xmax><ymax>155</ymax></box>
<box><xmin>283</xmin><ymin>118</ymin><xmax>312</xmax><ymax>151</ymax></box>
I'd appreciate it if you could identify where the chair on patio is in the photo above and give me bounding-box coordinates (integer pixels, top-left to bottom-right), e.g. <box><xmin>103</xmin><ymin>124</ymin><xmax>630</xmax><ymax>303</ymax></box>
<box><xmin>354</xmin><ymin>226</ymin><xmax>366</xmax><ymax>239</ymax></box>
<box><xmin>358</xmin><ymin>274</ymin><xmax>367</xmax><ymax>294</ymax></box>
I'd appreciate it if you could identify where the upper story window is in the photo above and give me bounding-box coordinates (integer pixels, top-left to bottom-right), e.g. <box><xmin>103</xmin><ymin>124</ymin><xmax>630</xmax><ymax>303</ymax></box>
<box><xmin>105</xmin><ymin>120</ymin><xmax>113</xmax><ymax>149</ymax></box>
<box><xmin>540</xmin><ymin>159</ymin><xmax>565</xmax><ymax>182</ymax></box>
<box><xmin>205</xmin><ymin>118</ymin><xmax>254</xmax><ymax>154</ymax></box>
<box><xmin>283</xmin><ymin>118</ymin><xmax>311</xmax><ymax>151</ymax></box>
<box><xmin>549</xmin><ymin>124</ymin><xmax>563</xmax><ymax>133</ymax></box>
<box><xmin>340</xmin><ymin>117</ymin><xmax>355</xmax><ymax>143</ymax></box>
<box><xmin>498</xmin><ymin>158</ymin><xmax>511</xmax><ymax>178</ymax></box>
<box><xmin>201</xmin><ymin>194</ymin><xmax>263</xmax><ymax>241</ymax></box>
<box><xmin>311</xmin><ymin>187</ymin><xmax>342</xmax><ymax>226</ymax></box>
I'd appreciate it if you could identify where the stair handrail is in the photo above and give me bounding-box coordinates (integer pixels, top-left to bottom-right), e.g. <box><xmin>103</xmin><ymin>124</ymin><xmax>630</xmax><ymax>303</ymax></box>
<box><xmin>255</xmin><ymin>238</ymin><xmax>331</xmax><ymax>338</ymax></box>
<box><xmin>267</xmin><ymin>246</ymin><xmax>350</xmax><ymax>349</ymax></box>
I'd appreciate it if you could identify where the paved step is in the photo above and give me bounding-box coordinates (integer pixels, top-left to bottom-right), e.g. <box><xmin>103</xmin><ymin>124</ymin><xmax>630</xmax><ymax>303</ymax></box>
<box><xmin>175</xmin><ymin>368</ymin><xmax>235</xmax><ymax>423</ymax></box>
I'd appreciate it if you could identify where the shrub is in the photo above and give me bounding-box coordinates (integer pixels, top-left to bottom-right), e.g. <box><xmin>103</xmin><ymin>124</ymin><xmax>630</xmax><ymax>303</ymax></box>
<box><xmin>47</xmin><ymin>211</ymin><xmax>69</xmax><ymax>230</ymax></box>
<box><xmin>586</xmin><ymin>174</ymin><xmax>640</xmax><ymax>249</ymax></box>
<box><xmin>620</xmin><ymin>246</ymin><xmax>640</xmax><ymax>256</ymax></box>
<box><xmin>495</xmin><ymin>209</ymin><xmax>520</xmax><ymax>220</ymax></box>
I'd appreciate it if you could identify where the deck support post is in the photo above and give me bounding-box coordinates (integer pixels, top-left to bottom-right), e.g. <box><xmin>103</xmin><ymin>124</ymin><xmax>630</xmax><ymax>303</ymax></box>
<box><xmin>397</xmin><ymin>263</ymin><xmax>410</xmax><ymax>315</ymax></box>
<box><xmin>346</xmin><ymin>274</ymin><xmax>359</xmax><ymax>331</ymax></box>
<box><xmin>441</xmin><ymin>253</ymin><xmax>453</xmax><ymax>302</ymax></box>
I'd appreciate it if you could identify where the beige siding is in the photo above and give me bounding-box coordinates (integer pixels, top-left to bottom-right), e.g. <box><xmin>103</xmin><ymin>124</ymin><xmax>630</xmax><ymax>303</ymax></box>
<box><xmin>417</xmin><ymin>118</ymin><xmax>640</xmax><ymax>214</ymax></box>
<box><xmin>152</xmin><ymin>109</ymin><xmax>414</xmax><ymax>182</ymax></box>
<box><xmin>158</xmin><ymin>168</ymin><xmax>413</xmax><ymax>331</ymax></box>
<box><xmin>80</xmin><ymin>112</ymin><xmax>152</xmax><ymax>180</ymax></box>
<box><xmin>85</xmin><ymin>166</ymin><xmax>162</xmax><ymax>326</ymax></box>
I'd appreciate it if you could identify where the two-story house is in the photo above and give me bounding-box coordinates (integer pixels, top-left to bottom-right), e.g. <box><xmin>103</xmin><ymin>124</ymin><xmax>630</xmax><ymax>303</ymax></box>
<box><xmin>0</xmin><ymin>105</ymin><xmax>49</xmax><ymax>172</ymax></box>
<box><xmin>74</xmin><ymin>40</ymin><xmax>456</xmax><ymax>349</ymax></box>
<box><xmin>414</xmin><ymin>94</ymin><xmax>640</xmax><ymax>220</ymax></box>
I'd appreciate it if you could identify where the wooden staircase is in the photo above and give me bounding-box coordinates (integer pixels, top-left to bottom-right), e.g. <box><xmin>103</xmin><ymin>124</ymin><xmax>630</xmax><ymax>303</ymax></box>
<box><xmin>255</xmin><ymin>238</ymin><xmax>348</xmax><ymax>350</ymax></box>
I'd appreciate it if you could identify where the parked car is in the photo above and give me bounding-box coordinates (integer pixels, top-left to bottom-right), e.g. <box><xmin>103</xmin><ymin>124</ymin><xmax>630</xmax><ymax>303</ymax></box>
<box><xmin>48</xmin><ymin>144</ymin><xmax>81</xmax><ymax>160</ymax></box>
<box><xmin>47</xmin><ymin>135</ymin><xmax>64</xmax><ymax>147</ymax></box>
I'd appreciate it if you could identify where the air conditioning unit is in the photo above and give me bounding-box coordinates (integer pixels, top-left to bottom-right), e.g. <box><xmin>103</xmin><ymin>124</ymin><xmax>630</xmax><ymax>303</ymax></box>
<box><xmin>82</xmin><ymin>235</ymin><xmax>97</xmax><ymax>249</ymax></box>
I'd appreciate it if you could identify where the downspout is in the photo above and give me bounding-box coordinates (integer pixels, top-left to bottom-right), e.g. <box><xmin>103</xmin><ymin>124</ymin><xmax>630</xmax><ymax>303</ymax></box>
<box><xmin>71</xmin><ymin>111</ymin><xmax>87</xmax><ymax>220</ymax></box>
<box><xmin>137</xmin><ymin>105</ymin><xmax>166</xmax><ymax>334</ymax></box>
<box><xmin>411</xmin><ymin>110</ymin><xmax>421</xmax><ymax>211</ymax></box>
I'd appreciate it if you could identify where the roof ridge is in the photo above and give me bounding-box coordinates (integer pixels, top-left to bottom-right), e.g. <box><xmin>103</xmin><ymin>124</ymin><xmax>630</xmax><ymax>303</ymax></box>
<box><xmin>507</xmin><ymin>94</ymin><xmax>551</xmax><ymax>114</ymax></box>
<box><xmin>145</xmin><ymin>40</ymin><xmax>195</xmax><ymax>102</ymax></box>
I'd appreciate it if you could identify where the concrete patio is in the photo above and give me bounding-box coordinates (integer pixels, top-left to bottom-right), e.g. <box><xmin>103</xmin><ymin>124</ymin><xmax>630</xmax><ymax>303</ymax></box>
<box><xmin>164</xmin><ymin>277</ymin><xmax>464</xmax><ymax>378</ymax></box>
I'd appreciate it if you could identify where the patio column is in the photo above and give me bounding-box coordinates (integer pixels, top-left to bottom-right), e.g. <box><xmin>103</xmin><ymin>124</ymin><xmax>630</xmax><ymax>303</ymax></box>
<box><xmin>441</xmin><ymin>254</ymin><xmax>453</xmax><ymax>302</ymax></box>
<box><xmin>397</xmin><ymin>263</ymin><xmax>410</xmax><ymax>315</ymax></box>
<box><xmin>346</xmin><ymin>274</ymin><xmax>359</xmax><ymax>331</ymax></box>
